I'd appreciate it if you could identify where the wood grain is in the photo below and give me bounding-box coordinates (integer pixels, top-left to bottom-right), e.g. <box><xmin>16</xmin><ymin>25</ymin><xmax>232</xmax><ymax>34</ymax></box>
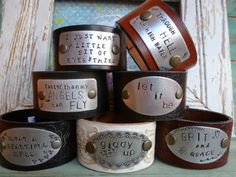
<box><xmin>0</xmin><ymin>0</ymin><xmax>54</xmax><ymax>114</ymax></box>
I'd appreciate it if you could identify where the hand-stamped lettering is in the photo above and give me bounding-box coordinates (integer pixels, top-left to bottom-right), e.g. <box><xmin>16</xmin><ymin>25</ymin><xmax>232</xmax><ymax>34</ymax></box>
<box><xmin>167</xmin><ymin>126</ymin><xmax>229</xmax><ymax>164</ymax></box>
<box><xmin>59</xmin><ymin>31</ymin><xmax>120</xmax><ymax>66</ymax></box>
<box><xmin>88</xmin><ymin>131</ymin><xmax>150</xmax><ymax>169</ymax></box>
<box><xmin>37</xmin><ymin>79</ymin><xmax>97</xmax><ymax>112</ymax></box>
<box><xmin>0</xmin><ymin>128</ymin><xmax>61</xmax><ymax>166</ymax></box>
<box><xmin>123</xmin><ymin>76</ymin><xmax>183</xmax><ymax>116</ymax></box>
<box><xmin>130</xmin><ymin>6</ymin><xmax>190</xmax><ymax>70</ymax></box>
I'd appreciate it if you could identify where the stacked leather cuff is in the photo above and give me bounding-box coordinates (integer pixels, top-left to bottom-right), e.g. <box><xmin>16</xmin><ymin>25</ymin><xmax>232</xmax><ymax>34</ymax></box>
<box><xmin>117</xmin><ymin>0</ymin><xmax>197</xmax><ymax>71</ymax></box>
<box><xmin>53</xmin><ymin>25</ymin><xmax>127</xmax><ymax>71</ymax></box>
<box><xmin>32</xmin><ymin>71</ymin><xmax>109</xmax><ymax>120</ymax></box>
<box><xmin>113</xmin><ymin>71</ymin><xmax>187</xmax><ymax>121</ymax></box>
<box><xmin>155</xmin><ymin>108</ymin><xmax>233</xmax><ymax>169</ymax></box>
<box><xmin>0</xmin><ymin>109</ymin><xmax>76</xmax><ymax>171</ymax></box>
<box><xmin>77</xmin><ymin>113</ymin><xmax>156</xmax><ymax>173</ymax></box>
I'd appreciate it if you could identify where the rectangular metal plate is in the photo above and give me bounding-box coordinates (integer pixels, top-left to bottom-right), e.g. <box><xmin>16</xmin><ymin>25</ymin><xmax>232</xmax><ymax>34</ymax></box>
<box><xmin>130</xmin><ymin>6</ymin><xmax>190</xmax><ymax>70</ymax></box>
<box><xmin>37</xmin><ymin>79</ymin><xmax>97</xmax><ymax>112</ymax></box>
<box><xmin>59</xmin><ymin>31</ymin><xmax>120</xmax><ymax>66</ymax></box>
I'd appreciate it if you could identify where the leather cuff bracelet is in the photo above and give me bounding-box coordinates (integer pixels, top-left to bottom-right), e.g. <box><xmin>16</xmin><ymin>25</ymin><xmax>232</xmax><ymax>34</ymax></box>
<box><xmin>156</xmin><ymin>108</ymin><xmax>233</xmax><ymax>169</ymax></box>
<box><xmin>77</xmin><ymin>114</ymin><xmax>156</xmax><ymax>173</ymax></box>
<box><xmin>33</xmin><ymin>71</ymin><xmax>109</xmax><ymax>120</ymax></box>
<box><xmin>0</xmin><ymin>109</ymin><xmax>76</xmax><ymax>171</ymax></box>
<box><xmin>117</xmin><ymin>0</ymin><xmax>197</xmax><ymax>71</ymax></box>
<box><xmin>113</xmin><ymin>71</ymin><xmax>186</xmax><ymax>121</ymax></box>
<box><xmin>53</xmin><ymin>25</ymin><xmax>127</xmax><ymax>71</ymax></box>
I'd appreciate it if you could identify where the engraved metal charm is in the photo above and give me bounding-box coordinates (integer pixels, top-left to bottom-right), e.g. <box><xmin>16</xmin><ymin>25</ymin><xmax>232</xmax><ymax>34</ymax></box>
<box><xmin>0</xmin><ymin>128</ymin><xmax>61</xmax><ymax>166</ymax></box>
<box><xmin>130</xmin><ymin>6</ymin><xmax>190</xmax><ymax>70</ymax></box>
<box><xmin>122</xmin><ymin>76</ymin><xmax>183</xmax><ymax>116</ymax></box>
<box><xmin>59</xmin><ymin>30</ymin><xmax>120</xmax><ymax>66</ymax></box>
<box><xmin>87</xmin><ymin>131</ymin><xmax>151</xmax><ymax>169</ymax></box>
<box><xmin>37</xmin><ymin>79</ymin><xmax>97</xmax><ymax>112</ymax></box>
<box><xmin>166</xmin><ymin>126</ymin><xmax>229</xmax><ymax>164</ymax></box>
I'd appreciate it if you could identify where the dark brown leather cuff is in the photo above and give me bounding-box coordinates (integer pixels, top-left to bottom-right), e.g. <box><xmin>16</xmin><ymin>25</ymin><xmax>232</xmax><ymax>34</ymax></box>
<box><xmin>156</xmin><ymin>108</ymin><xmax>233</xmax><ymax>169</ymax></box>
<box><xmin>113</xmin><ymin>71</ymin><xmax>187</xmax><ymax>121</ymax></box>
<box><xmin>53</xmin><ymin>25</ymin><xmax>127</xmax><ymax>71</ymax></box>
<box><xmin>117</xmin><ymin>0</ymin><xmax>197</xmax><ymax>71</ymax></box>
<box><xmin>32</xmin><ymin>71</ymin><xmax>109</xmax><ymax>120</ymax></box>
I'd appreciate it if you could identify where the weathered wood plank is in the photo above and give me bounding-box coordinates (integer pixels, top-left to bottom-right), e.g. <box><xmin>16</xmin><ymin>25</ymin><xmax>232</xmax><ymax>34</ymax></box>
<box><xmin>0</xmin><ymin>0</ymin><xmax>54</xmax><ymax>114</ymax></box>
<box><xmin>181</xmin><ymin>0</ymin><xmax>233</xmax><ymax>121</ymax></box>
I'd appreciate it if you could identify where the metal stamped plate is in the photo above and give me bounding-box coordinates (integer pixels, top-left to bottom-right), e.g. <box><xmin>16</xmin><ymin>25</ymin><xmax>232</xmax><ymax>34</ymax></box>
<box><xmin>88</xmin><ymin>131</ymin><xmax>150</xmax><ymax>169</ymax></box>
<box><xmin>130</xmin><ymin>6</ymin><xmax>190</xmax><ymax>70</ymax></box>
<box><xmin>59</xmin><ymin>30</ymin><xmax>120</xmax><ymax>66</ymax></box>
<box><xmin>122</xmin><ymin>76</ymin><xmax>183</xmax><ymax>116</ymax></box>
<box><xmin>37</xmin><ymin>79</ymin><xmax>97</xmax><ymax>112</ymax></box>
<box><xmin>167</xmin><ymin>126</ymin><xmax>229</xmax><ymax>164</ymax></box>
<box><xmin>0</xmin><ymin>128</ymin><xmax>61</xmax><ymax>166</ymax></box>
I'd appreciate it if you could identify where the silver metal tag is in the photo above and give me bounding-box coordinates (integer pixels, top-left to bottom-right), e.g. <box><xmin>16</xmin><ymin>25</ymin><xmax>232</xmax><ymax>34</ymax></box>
<box><xmin>59</xmin><ymin>30</ymin><xmax>120</xmax><ymax>66</ymax></box>
<box><xmin>37</xmin><ymin>79</ymin><xmax>97</xmax><ymax>112</ymax></box>
<box><xmin>87</xmin><ymin>131</ymin><xmax>150</xmax><ymax>169</ymax></box>
<box><xmin>130</xmin><ymin>6</ymin><xmax>190</xmax><ymax>70</ymax></box>
<box><xmin>0</xmin><ymin>128</ymin><xmax>61</xmax><ymax>166</ymax></box>
<box><xmin>166</xmin><ymin>126</ymin><xmax>229</xmax><ymax>164</ymax></box>
<box><xmin>122</xmin><ymin>76</ymin><xmax>183</xmax><ymax>116</ymax></box>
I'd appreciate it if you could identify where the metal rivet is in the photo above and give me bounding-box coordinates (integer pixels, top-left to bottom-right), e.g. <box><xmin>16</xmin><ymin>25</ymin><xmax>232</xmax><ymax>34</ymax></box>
<box><xmin>51</xmin><ymin>140</ymin><xmax>61</xmax><ymax>149</ymax></box>
<box><xmin>165</xmin><ymin>133</ymin><xmax>176</xmax><ymax>145</ymax></box>
<box><xmin>0</xmin><ymin>142</ymin><xmax>6</xmax><ymax>151</ymax></box>
<box><xmin>59</xmin><ymin>44</ymin><xmax>68</xmax><ymax>54</ymax></box>
<box><xmin>112</xmin><ymin>45</ymin><xmax>120</xmax><ymax>55</ymax></box>
<box><xmin>142</xmin><ymin>140</ymin><xmax>152</xmax><ymax>151</ymax></box>
<box><xmin>88</xmin><ymin>90</ymin><xmax>97</xmax><ymax>99</ymax></box>
<box><xmin>221</xmin><ymin>138</ymin><xmax>230</xmax><ymax>149</ymax></box>
<box><xmin>38</xmin><ymin>91</ymin><xmax>45</xmax><ymax>100</ymax></box>
<box><xmin>169</xmin><ymin>55</ymin><xmax>182</xmax><ymax>67</ymax></box>
<box><xmin>122</xmin><ymin>90</ymin><xmax>130</xmax><ymax>100</ymax></box>
<box><xmin>175</xmin><ymin>90</ymin><xmax>183</xmax><ymax>99</ymax></box>
<box><xmin>86</xmin><ymin>142</ymin><xmax>96</xmax><ymax>154</ymax></box>
<box><xmin>140</xmin><ymin>11</ymin><xmax>152</xmax><ymax>21</ymax></box>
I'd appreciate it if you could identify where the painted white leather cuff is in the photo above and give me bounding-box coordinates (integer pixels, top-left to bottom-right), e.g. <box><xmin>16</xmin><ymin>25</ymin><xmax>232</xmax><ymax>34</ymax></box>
<box><xmin>77</xmin><ymin>117</ymin><xmax>156</xmax><ymax>173</ymax></box>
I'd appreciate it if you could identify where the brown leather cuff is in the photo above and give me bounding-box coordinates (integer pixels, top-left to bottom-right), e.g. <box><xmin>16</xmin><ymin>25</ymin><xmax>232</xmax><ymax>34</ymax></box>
<box><xmin>117</xmin><ymin>0</ymin><xmax>197</xmax><ymax>71</ymax></box>
<box><xmin>156</xmin><ymin>108</ymin><xmax>233</xmax><ymax>169</ymax></box>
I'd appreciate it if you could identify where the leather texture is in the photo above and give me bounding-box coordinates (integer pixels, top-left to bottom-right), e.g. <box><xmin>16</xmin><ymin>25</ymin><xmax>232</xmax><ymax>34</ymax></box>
<box><xmin>0</xmin><ymin>109</ymin><xmax>77</xmax><ymax>171</ymax></box>
<box><xmin>155</xmin><ymin>108</ymin><xmax>233</xmax><ymax>169</ymax></box>
<box><xmin>117</xmin><ymin>0</ymin><xmax>197</xmax><ymax>71</ymax></box>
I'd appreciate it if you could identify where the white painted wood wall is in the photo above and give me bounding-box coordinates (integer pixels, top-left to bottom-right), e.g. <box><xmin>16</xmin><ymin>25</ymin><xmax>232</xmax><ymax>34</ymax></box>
<box><xmin>0</xmin><ymin>0</ymin><xmax>233</xmax><ymax>133</ymax></box>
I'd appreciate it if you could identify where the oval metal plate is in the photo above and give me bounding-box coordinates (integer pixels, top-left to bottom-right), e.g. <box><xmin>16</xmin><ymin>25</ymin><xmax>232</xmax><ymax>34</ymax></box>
<box><xmin>37</xmin><ymin>79</ymin><xmax>97</xmax><ymax>112</ymax></box>
<box><xmin>167</xmin><ymin>126</ymin><xmax>229</xmax><ymax>164</ymax></box>
<box><xmin>59</xmin><ymin>30</ymin><xmax>120</xmax><ymax>66</ymax></box>
<box><xmin>130</xmin><ymin>6</ymin><xmax>190</xmax><ymax>70</ymax></box>
<box><xmin>0</xmin><ymin>128</ymin><xmax>61</xmax><ymax>166</ymax></box>
<box><xmin>122</xmin><ymin>76</ymin><xmax>183</xmax><ymax>116</ymax></box>
<box><xmin>88</xmin><ymin>131</ymin><xmax>149</xmax><ymax>169</ymax></box>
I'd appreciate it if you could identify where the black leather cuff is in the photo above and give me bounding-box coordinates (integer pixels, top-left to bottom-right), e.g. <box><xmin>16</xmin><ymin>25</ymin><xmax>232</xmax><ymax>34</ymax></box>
<box><xmin>33</xmin><ymin>71</ymin><xmax>109</xmax><ymax>120</ymax></box>
<box><xmin>113</xmin><ymin>71</ymin><xmax>187</xmax><ymax>121</ymax></box>
<box><xmin>0</xmin><ymin>109</ymin><xmax>76</xmax><ymax>171</ymax></box>
<box><xmin>53</xmin><ymin>25</ymin><xmax>127</xmax><ymax>71</ymax></box>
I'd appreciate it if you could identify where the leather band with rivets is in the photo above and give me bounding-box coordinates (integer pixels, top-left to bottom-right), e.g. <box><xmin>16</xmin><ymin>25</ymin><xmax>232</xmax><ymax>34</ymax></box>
<box><xmin>156</xmin><ymin>108</ymin><xmax>233</xmax><ymax>169</ymax></box>
<box><xmin>77</xmin><ymin>113</ymin><xmax>156</xmax><ymax>173</ymax></box>
<box><xmin>32</xmin><ymin>71</ymin><xmax>109</xmax><ymax>120</ymax></box>
<box><xmin>53</xmin><ymin>25</ymin><xmax>127</xmax><ymax>71</ymax></box>
<box><xmin>113</xmin><ymin>71</ymin><xmax>187</xmax><ymax>121</ymax></box>
<box><xmin>0</xmin><ymin>109</ymin><xmax>76</xmax><ymax>171</ymax></box>
<box><xmin>117</xmin><ymin>0</ymin><xmax>197</xmax><ymax>71</ymax></box>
